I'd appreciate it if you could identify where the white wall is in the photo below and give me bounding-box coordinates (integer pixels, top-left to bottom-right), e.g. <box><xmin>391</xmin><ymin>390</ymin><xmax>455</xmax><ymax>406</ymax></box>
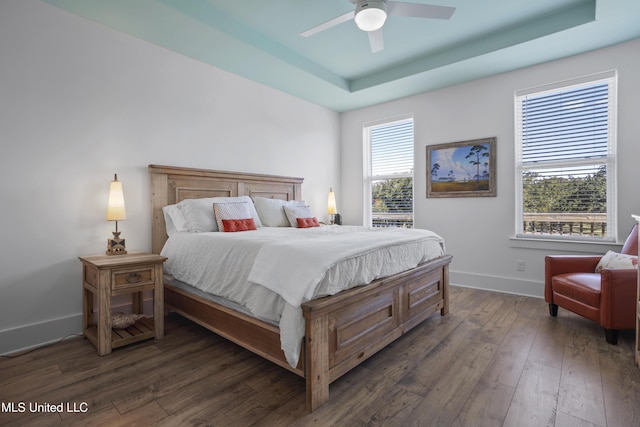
<box><xmin>0</xmin><ymin>0</ymin><xmax>340</xmax><ymax>354</ymax></box>
<box><xmin>341</xmin><ymin>38</ymin><xmax>640</xmax><ymax>297</ymax></box>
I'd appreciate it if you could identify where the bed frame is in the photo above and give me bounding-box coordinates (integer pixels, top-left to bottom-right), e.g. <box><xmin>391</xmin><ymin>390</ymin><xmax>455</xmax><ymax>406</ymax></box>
<box><xmin>149</xmin><ymin>164</ymin><xmax>452</xmax><ymax>412</ymax></box>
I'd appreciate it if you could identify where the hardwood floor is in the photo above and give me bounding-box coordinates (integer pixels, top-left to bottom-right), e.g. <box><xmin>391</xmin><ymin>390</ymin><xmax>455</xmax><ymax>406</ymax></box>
<box><xmin>1</xmin><ymin>286</ymin><xmax>638</xmax><ymax>426</ymax></box>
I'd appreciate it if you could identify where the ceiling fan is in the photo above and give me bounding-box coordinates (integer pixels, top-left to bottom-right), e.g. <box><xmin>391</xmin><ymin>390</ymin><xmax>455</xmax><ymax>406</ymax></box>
<box><xmin>300</xmin><ymin>0</ymin><xmax>456</xmax><ymax>53</ymax></box>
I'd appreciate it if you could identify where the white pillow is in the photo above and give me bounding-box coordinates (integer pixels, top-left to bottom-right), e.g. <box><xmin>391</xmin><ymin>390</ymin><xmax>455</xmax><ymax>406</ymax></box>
<box><xmin>283</xmin><ymin>205</ymin><xmax>314</xmax><ymax>228</ymax></box>
<box><xmin>595</xmin><ymin>250</ymin><xmax>638</xmax><ymax>272</ymax></box>
<box><xmin>213</xmin><ymin>202</ymin><xmax>254</xmax><ymax>231</ymax></box>
<box><xmin>177</xmin><ymin>196</ymin><xmax>262</xmax><ymax>232</ymax></box>
<box><xmin>162</xmin><ymin>204</ymin><xmax>187</xmax><ymax>236</ymax></box>
<box><xmin>253</xmin><ymin>197</ymin><xmax>307</xmax><ymax>227</ymax></box>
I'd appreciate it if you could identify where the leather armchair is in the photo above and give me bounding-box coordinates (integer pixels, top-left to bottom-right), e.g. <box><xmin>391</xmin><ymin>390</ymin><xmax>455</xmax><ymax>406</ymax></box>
<box><xmin>544</xmin><ymin>224</ymin><xmax>638</xmax><ymax>344</ymax></box>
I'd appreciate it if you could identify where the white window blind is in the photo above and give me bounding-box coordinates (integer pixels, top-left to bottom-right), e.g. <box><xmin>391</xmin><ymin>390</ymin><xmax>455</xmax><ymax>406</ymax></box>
<box><xmin>515</xmin><ymin>71</ymin><xmax>617</xmax><ymax>240</ymax></box>
<box><xmin>364</xmin><ymin>117</ymin><xmax>414</xmax><ymax>228</ymax></box>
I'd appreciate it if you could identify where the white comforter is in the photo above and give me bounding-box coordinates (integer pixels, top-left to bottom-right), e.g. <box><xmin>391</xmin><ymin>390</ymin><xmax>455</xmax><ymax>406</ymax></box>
<box><xmin>161</xmin><ymin>226</ymin><xmax>445</xmax><ymax>367</ymax></box>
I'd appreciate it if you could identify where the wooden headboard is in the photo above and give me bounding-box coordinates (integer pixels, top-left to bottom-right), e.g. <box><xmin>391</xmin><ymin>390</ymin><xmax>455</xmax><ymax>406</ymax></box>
<box><xmin>149</xmin><ymin>164</ymin><xmax>304</xmax><ymax>254</ymax></box>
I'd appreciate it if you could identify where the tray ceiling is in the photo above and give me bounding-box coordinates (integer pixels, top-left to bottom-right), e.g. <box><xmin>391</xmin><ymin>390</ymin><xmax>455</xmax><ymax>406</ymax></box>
<box><xmin>43</xmin><ymin>0</ymin><xmax>640</xmax><ymax>111</ymax></box>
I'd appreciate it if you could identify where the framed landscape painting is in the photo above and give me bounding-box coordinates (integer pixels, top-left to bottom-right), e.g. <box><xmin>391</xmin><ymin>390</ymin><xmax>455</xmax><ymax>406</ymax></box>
<box><xmin>426</xmin><ymin>137</ymin><xmax>496</xmax><ymax>198</ymax></box>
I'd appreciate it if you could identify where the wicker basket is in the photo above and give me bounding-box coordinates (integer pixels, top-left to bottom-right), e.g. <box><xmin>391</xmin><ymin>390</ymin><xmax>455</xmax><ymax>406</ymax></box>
<box><xmin>111</xmin><ymin>312</ymin><xmax>145</xmax><ymax>329</ymax></box>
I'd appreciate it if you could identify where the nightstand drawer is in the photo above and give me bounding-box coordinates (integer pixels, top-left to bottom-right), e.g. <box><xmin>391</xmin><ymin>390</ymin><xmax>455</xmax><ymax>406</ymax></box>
<box><xmin>112</xmin><ymin>266</ymin><xmax>155</xmax><ymax>290</ymax></box>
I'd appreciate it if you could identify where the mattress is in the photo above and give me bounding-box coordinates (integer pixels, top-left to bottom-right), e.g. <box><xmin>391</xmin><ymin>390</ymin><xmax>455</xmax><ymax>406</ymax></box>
<box><xmin>160</xmin><ymin>225</ymin><xmax>445</xmax><ymax>367</ymax></box>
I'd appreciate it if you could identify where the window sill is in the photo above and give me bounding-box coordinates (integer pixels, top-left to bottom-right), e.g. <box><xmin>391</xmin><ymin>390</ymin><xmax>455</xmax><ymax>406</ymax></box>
<box><xmin>509</xmin><ymin>235</ymin><xmax>622</xmax><ymax>254</ymax></box>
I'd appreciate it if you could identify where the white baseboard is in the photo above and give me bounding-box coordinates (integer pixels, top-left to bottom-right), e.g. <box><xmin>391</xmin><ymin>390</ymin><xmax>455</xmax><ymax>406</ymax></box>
<box><xmin>0</xmin><ymin>314</ymin><xmax>82</xmax><ymax>356</ymax></box>
<box><xmin>0</xmin><ymin>298</ymin><xmax>154</xmax><ymax>356</ymax></box>
<box><xmin>450</xmin><ymin>270</ymin><xmax>544</xmax><ymax>299</ymax></box>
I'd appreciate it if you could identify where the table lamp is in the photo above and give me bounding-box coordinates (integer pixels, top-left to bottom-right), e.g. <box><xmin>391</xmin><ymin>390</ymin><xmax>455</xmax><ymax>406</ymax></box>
<box><xmin>328</xmin><ymin>188</ymin><xmax>337</xmax><ymax>225</ymax></box>
<box><xmin>106</xmin><ymin>174</ymin><xmax>127</xmax><ymax>255</ymax></box>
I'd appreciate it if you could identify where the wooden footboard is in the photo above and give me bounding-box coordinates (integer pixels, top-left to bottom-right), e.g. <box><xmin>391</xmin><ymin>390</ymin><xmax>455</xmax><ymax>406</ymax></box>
<box><xmin>302</xmin><ymin>255</ymin><xmax>451</xmax><ymax>411</ymax></box>
<box><xmin>164</xmin><ymin>254</ymin><xmax>451</xmax><ymax>412</ymax></box>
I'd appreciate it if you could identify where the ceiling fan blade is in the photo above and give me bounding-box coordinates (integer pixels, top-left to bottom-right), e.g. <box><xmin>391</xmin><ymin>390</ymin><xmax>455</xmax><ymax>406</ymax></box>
<box><xmin>387</xmin><ymin>2</ymin><xmax>455</xmax><ymax>19</ymax></box>
<box><xmin>368</xmin><ymin>29</ymin><xmax>384</xmax><ymax>53</ymax></box>
<box><xmin>300</xmin><ymin>11</ymin><xmax>355</xmax><ymax>37</ymax></box>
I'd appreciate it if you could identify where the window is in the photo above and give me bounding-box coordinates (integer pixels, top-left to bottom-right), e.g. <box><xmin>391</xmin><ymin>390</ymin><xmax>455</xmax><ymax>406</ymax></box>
<box><xmin>363</xmin><ymin>116</ymin><xmax>414</xmax><ymax>228</ymax></box>
<box><xmin>515</xmin><ymin>71</ymin><xmax>617</xmax><ymax>241</ymax></box>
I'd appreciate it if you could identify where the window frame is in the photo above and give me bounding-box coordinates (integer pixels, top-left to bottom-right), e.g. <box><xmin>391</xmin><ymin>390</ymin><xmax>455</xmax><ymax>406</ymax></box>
<box><xmin>363</xmin><ymin>114</ymin><xmax>414</xmax><ymax>227</ymax></box>
<box><xmin>514</xmin><ymin>70</ymin><xmax>618</xmax><ymax>242</ymax></box>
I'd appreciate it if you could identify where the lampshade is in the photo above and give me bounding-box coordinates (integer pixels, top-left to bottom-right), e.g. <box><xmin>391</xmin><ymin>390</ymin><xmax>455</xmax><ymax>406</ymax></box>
<box><xmin>106</xmin><ymin>174</ymin><xmax>126</xmax><ymax>221</ymax></box>
<box><xmin>327</xmin><ymin>188</ymin><xmax>337</xmax><ymax>215</ymax></box>
<box><xmin>354</xmin><ymin>0</ymin><xmax>387</xmax><ymax>32</ymax></box>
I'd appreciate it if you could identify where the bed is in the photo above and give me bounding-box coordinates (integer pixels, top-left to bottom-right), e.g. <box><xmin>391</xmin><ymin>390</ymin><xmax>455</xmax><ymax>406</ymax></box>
<box><xmin>149</xmin><ymin>164</ymin><xmax>452</xmax><ymax>412</ymax></box>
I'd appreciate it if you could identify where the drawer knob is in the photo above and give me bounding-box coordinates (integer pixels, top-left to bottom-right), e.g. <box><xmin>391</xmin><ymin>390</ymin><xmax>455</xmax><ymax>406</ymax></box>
<box><xmin>126</xmin><ymin>273</ymin><xmax>142</xmax><ymax>283</ymax></box>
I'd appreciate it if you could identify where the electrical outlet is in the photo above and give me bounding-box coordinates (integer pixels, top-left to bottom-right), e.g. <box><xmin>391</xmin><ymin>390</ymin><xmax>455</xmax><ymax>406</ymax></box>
<box><xmin>517</xmin><ymin>260</ymin><xmax>525</xmax><ymax>271</ymax></box>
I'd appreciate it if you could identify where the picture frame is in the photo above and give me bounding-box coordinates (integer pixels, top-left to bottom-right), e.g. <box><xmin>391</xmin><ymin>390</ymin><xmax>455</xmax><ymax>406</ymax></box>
<box><xmin>426</xmin><ymin>137</ymin><xmax>496</xmax><ymax>198</ymax></box>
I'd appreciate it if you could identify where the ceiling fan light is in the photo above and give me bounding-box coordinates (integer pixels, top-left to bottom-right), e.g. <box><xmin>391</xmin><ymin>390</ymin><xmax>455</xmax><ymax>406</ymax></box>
<box><xmin>354</xmin><ymin>1</ymin><xmax>387</xmax><ymax>32</ymax></box>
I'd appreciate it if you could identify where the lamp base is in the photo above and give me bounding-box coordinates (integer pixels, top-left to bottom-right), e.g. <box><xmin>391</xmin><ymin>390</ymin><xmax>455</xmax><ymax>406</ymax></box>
<box><xmin>106</xmin><ymin>232</ymin><xmax>127</xmax><ymax>256</ymax></box>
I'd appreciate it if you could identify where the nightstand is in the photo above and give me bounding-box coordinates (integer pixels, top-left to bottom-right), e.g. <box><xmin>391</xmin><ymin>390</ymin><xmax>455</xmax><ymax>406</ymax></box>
<box><xmin>79</xmin><ymin>252</ymin><xmax>167</xmax><ymax>355</ymax></box>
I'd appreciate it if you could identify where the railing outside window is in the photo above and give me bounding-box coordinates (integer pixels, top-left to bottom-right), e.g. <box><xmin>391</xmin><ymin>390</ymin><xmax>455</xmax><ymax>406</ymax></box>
<box><xmin>372</xmin><ymin>213</ymin><xmax>413</xmax><ymax>228</ymax></box>
<box><xmin>522</xmin><ymin>212</ymin><xmax>607</xmax><ymax>237</ymax></box>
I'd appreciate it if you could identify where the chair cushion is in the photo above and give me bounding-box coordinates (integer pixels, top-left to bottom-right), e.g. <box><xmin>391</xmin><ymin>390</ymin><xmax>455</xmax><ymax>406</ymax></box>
<box><xmin>552</xmin><ymin>272</ymin><xmax>601</xmax><ymax>308</ymax></box>
<box><xmin>594</xmin><ymin>250</ymin><xmax>638</xmax><ymax>272</ymax></box>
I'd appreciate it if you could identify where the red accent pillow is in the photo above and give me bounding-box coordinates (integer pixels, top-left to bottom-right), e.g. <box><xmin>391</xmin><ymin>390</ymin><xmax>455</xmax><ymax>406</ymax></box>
<box><xmin>221</xmin><ymin>218</ymin><xmax>256</xmax><ymax>232</ymax></box>
<box><xmin>296</xmin><ymin>217</ymin><xmax>320</xmax><ymax>228</ymax></box>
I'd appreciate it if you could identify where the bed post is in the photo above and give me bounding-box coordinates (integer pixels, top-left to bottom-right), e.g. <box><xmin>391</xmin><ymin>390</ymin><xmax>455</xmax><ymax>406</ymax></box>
<box><xmin>149</xmin><ymin>169</ymin><xmax>169</xmax><ymax>255</ymax></box>
<box><xmin>441</xmin><ymin>262</ymin><xmax>450</xmax><ymax>315</ymax></box>
<box><xmin>305</xmin><ymin>313</ymin><xmax>330</xmax><ymax>412</ymax></box>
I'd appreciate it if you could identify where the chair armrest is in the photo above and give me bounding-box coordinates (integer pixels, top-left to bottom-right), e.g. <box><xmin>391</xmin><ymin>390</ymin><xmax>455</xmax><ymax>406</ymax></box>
<box><xmin>599</xmin><ymin>268</ymin><xmax>638</xmax><ymax>329</ymax></box>
<box><xmin>544</xmin><ymin>255</ymin><xmax>602</xmax><ymax>302</ymax></box>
